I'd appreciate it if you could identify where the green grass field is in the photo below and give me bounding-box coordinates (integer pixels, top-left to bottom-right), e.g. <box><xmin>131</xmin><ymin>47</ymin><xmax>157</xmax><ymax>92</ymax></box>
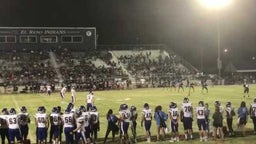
<box><xmin>0</xmin><ymin>84</ymin><xmax>256</xmax><ymax>144</ymax></box>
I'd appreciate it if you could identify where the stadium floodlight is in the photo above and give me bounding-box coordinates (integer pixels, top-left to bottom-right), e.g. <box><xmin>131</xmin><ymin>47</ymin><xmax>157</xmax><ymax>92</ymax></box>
<box><xmin>199</xmin><ymin>0</ymin><xmax>232</xmax><ymax>9</ymax></box>
<box><xmin>198</xmin><ymin>0</ymin><xmax>232</xmax><ymax>84</ymax></box>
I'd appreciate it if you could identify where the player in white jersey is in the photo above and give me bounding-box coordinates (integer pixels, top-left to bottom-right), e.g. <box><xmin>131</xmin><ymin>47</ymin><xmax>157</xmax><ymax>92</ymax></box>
<box><xmin>0</xmin><ymin>108</ymin><xmax>9</xmax><ymax>144</ymax></box>
<box><xmin>225</xmin><ymin>102</ymin><xmax>235</xmax><ymax>136</ymax></box>
<box><xmin>90</xmin><ymin>106</ymin><xmax>100</xmax><ymax>144</ymax></box>
<box><xmin>7</xmin><ymin>108</ymin><xmax>22</xmax><ymax>144</ymax></box>
<box><xmin>62</xmin><ymin>108</ymin><xmax>75</xmax><ymax>144</ymax></box>
<box><xmin>180</xmin><ymin>97</ymin><xmax>193</xmax><ymax>140</ymax></box>
<box><xmin>46</xmin><ymin>84</ymin><xmax>52</xmax><ymax>96</ymax></box>
<box><xmin>169</xmin><ymin>102</ymin><xmax>179</xmax><ymax>142</ymax></box>
<box><xmin>18</xmin><ymin>106</ymin><xmax>31</xmax><ymax>142</ymax></box>
<box><xmin>249</xmin><ymin>98</ymin><xmax>256</xmax><ymax>134</ymax></box>
<box><xmin>60</xmin><ymin>86</ymin><xmax>67</xmax><ymax>101</ymax></box>
<box><xmin>196</xmin><ymin>101</ymin><xmax>207</xmax><ymax>142</ymax></box>
<box><xmin>141</xmin><ymin>103</ymin><xmax>152</xmax><ymax>143</ymax></box>
<box><xmin>119</xmin><ymin>104</ymin><xmax>131</xmax><ymax>144</ymax></box>
<box><xmin>49</xmin><ymin>107</ymin><xmax>62</xmax><ymax>144</ymax></box>
<box><xmin>80</xmin><ymin>105</ymin><xmax>91</xmax><ymax>143</ymax></box>
<box><xmin>71</xmin><ymin>87</ymin><xmax>76</xmax><ymax>104</ymax></box>
<box><xmin>67</xmin><ymin>103</ymin><xmax>76</xmax><ymax>114</ymax></box>
<box><xmin>35</xmin><ymin>106</ymin><xmax>49</xmax><ymax>144</ymax></box>
<box><xmin>73</xmin><ymin>110</ymin><xmax>86</xmax><ymax>144</ymax></box>
<box><xmin>86</xmin><ymin>90</ymin><xmax>94</xmax><ymax>111</ymax></box>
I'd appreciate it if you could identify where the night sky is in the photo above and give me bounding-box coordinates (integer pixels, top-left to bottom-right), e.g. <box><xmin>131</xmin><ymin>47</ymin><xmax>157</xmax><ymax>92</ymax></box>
<box><xmin>0</xmin><ymin>0</ymin><xmax>255</xmax><ymax>72</ymax></box>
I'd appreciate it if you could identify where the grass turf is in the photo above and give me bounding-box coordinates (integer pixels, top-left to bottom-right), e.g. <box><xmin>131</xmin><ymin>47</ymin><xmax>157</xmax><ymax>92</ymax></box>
<box><xmin>0</xmin><ymin>84</ymin><xmax>255</xmax><ymax>143</ymax></box>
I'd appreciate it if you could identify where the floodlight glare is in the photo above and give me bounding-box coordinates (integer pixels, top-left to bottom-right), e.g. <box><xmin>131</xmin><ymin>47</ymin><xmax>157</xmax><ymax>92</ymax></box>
<box><xmin>199</xmin><ymin>0</ymin><xmax>232</xmax><ymax>9</ymax></box>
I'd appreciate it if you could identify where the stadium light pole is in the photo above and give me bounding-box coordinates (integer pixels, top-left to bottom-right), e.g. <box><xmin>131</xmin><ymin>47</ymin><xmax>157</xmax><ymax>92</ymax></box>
<box><xmin>198</xmin><ymin>0</ymin><xmax>232</xmax><ymax>83</ymax></box>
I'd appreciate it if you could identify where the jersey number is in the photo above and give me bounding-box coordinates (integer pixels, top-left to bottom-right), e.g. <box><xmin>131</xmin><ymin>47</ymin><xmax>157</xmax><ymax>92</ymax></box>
<box><xmin>9</xmin><ymin>118</ymin><xmax>17</xmax><ymax>124</ymax></box>
<box><xmin>184</xmin><ymin>106</ymin><xmax>192</xmax><ymax>112</ymax></box>
<box><xmin>64</xmin><ymin>116</ymin><xmax>72</xmax><ymax>123</ymax></box>
<box><xmin>38</xmin><ymin>117</ymin><xmax>45</xmax><ymax>123</ymax></box>
<box><xmin>197</xmin><ymin>110</ymin><xmax>204</xmax><ymax>116</ymax></box>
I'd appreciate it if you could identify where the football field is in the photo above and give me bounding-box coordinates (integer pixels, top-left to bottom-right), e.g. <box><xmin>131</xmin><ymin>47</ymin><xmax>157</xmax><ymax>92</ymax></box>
<box><xmin>0</xmin><ymin>84</ymin><xmax>256</xmax><ymax>144</ymax></box>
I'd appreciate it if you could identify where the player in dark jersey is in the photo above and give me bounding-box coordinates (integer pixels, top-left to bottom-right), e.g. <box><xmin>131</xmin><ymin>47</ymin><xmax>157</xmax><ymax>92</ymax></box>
<box><xmin>49</xmin><ymin>107</ymin><xmax>62</xmax><ymax>144</ymax></box>
<box><xmin>18</xmin><ymin>106</ymin><xmax>31</xmax><ymax>142</ymax></box>
<box><xmin>170</xmin><ymin>80</ymin><xmax>176</xmax><ymax>91</ymax></box>
<box><xmin>201</xmin><ymin>81</ymin><xmax>208</xmax><ymax>93</ymax></box>
<box><xmin>103</xmin><ymin>109</ymin><xmax>119</xmax><ymax>144</ymax></box>
<box><xmin>57</xmin><ymin>106</ymin><xmax>63</xmax><ymax>143</ymax></box>
<box><xmin>178</xmin><ymin>81</ymin><xmax>184</xmax><ymax>92</ymax></box>
<box><xmin>90</xmin><ymin>106</ymin><xmax>100</xmax><ymax>144</ymax></box>
<box><xmin>243</xmin><ymin>82</ymin><xmax>249</xmax><ymax>97</ymax></box>
<box><xmin>188</xmin><ymin>83</ymin><xmax>195</xmax><ymax>96</ymax></box>
<box><xmin>130</xmin><ymin>106</ymin><xmax>138</xmax><ymax>143</ymax></box>
<box><xmin>0</xmin><ymin>108</ymin><xmax>9</xmax><ymax>144</ymax></box>
<box><xmin>225</xmin><ymin>102</ymin><xmax>235</xmax><ymax>136</ymax></box>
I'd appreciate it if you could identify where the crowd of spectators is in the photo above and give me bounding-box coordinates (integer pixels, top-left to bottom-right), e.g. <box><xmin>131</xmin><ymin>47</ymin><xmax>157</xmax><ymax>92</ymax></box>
<box><xmin>1</xmin><ymin>47</ymin><xmax>254</xmax><ymax>93</ymax></box>
<box><xmin>0</xmin><ymin>50</ymin><xmax>56</xmax><ymax>86</ymax></box>
<box><xmin>117</xmin><ymin>51</ymin><xmax>191</xmax><ymax>87</ymax></box>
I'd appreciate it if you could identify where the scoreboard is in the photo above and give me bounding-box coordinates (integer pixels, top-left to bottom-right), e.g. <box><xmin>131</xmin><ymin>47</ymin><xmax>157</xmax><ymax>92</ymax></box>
<box><xmin>0</xmin><ymin>27</ymin><xmax>96</xmax><ymax>51</ymax></box>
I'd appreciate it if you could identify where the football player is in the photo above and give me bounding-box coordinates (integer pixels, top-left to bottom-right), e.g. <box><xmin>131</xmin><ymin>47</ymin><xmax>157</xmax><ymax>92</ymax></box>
<box><xmin>169</xmin><ymin>102</ymin><xmax>179</xmax><ymax>142</ymax></box>
<box><xmin>225</xmin><ymin>102</ymin><xmax>235</xmax><ymax>136</ymax></box>
<box><xmin>119</xmin><ymin>104</ymin><xmax>131</xmax><ymax>144</ymax></box>
<box><xmin>73</xmin><ymin>110</ymin><xmax>86</xmax><ymax>144</ymax></box>
<box><xmin>80</xmin><ymin>105</ymin><xmax>91</xmax><ymax>143</ymax></box>
<box><xmin>130</xmin><ymin>106</ymin><xmax>138</xmax><ymax>143</ymax></box>
<box><xmin>215</xmin><ymin>101</ymin><xmax>224</xmax><ymax>114</ymax></box>
<box><xmin>57</xmin><ymin>106</ymin><xmax>64</xmax><ymax>143</ymax></box>
<box><xmin>0</xmin><ymin>108</ymin><xmax>9</xmax><ymax>144</ymax></box>
<box><xmin>7</xmin><ymin>108</ymin><xmax>22</xmax><ymax>144</ymax></box>
<box><xmin>249</xmin><ymin>98</ymin><xmax>256</xmax><ymax>134</ymax></box>
<box><xmin>62</xmin><ymin>108</ymin><xmax>75</xmax><ymax>144</ymax></box>
<box><xmin>34</xmin><ymin>106</ymin><xmax>49</xmax><ymax>144</ymax></box>
<box><xmin>90</xmin><ymin>106</ymin><xmax>100</xmax><ymax>144</ymax></box>
<box><xmin>196</xmin><ymin>101</ymin><xmax>207</xmax><ymax>141</ymax></box>
<box><xmin>188</xmin><ymin>83</ymin><xmax>195</xmax><ymax>96</ymax></box>
<box><xmin>201</xmin><ymin>80</ymin><xmax>208</xmax><ymax>93</ymax></box>
<box><xmin>60</xmin><ymin>86</ymin><xmax>67</xmax><ymax>101</ymax></box>
<box><xmin>204</xmin><ymin>103</ymin><xmax>210</xmax><ymax>136</ymax></box>
<box><xmin>86</xmin><ymin>90</ymin><xmax>94</xmax><ymax>111</ymax></box>
<box><xmin>18</xmin><ymin>106</ymin><xmax>31</xmax><ymax>142</ymax></box>
<box><xmin>141</xmin><ymin>103</ymin><xmax>152</xmax><ymax>143</ymax></box>
<box><xmin>170</xmin><ymin>80</ymin><xmax>176</xmax><ymax>91</ymax></box>
<box><xmin>180</xmin><ymin>97</ymin><xmax>193</xmax><ymax>140</ymax></box>
<box><xmin>67</xmin><ymin>103</ymin><xmax>76</xmax><ymax>114</ymax></box>
<box><xmin>71</xmin><ymin>86</ymin><xmax>76</xmax><ymax>104</ymax></box>
<box><xmin>243</xmin><ymin>82</ymin><xmax>249</xmax><ymax>97</ymax></box>
<box><xmin>178</xmin><ymin>81</ymin><xmax>184</xmax><ymax>92</ymax></box>
<box><xmin>49</xmin><ymin>107</ymin><xmax>62</xmax><ymax>144</ymax></box>
<box><xmin>46</xmin><ymin>84</ymin><xmax>52</xmax><ymax>96</ymax></box>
